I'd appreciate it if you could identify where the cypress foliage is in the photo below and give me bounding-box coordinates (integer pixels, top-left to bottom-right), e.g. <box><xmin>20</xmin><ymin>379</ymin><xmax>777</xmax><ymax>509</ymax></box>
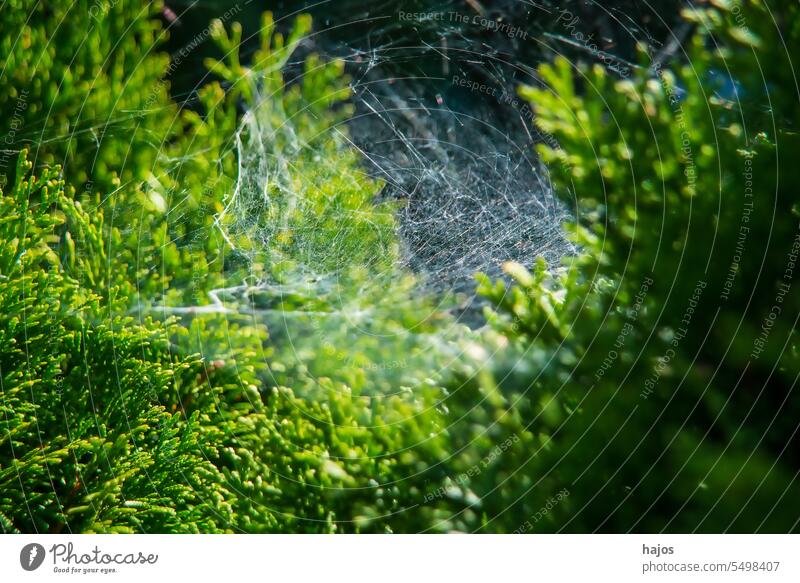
<box><xmin>1</xmin><ymin>0</ymin><xmax>797</xmax><ymax>533</ymax></box>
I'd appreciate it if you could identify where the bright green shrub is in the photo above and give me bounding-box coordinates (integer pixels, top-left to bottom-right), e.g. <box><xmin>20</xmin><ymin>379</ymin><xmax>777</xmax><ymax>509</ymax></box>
<box><xmin>0</xmin><ymin>146</ymin><xmax>457</xmax><ymax>533</ymax></box>
<box><xmin>0</xmin><ymin>152</ymin><xmax>240</xmax><ymax>532</ymax></box>
<box><xmin>0</xmin><ymin>0</ymin><xmax>174</xmax><ymax>192</ymax></box>
<box><xmin>3</xmin><ymin>0</ymin><xmax>796</xmax><ymax>535</ymax></box>
<box><xmin>0</xmin><ymin>7</ymin><xmax>471</xmax><ymax>534</ymax></box>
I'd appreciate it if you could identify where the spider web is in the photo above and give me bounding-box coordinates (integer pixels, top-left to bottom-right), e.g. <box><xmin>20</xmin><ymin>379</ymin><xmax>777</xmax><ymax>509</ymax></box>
<box><xmin>181</xmin><ymin>0</ymin><xmax>677</xmax><ymax>394</ymax></box>
<box><xmin>221</xmin><ymin>15</ymin><xmax>576</xmax><ymax>308</ymax></box>
<box><xmin>187</xmin><ymin>5</ymin><xmax>584</xmax><ymax>394</ymax></box>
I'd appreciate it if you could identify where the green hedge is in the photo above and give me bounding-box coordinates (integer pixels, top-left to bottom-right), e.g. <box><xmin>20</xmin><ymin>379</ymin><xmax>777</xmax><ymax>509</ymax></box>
<box><xmin>1</xmin><ymin>0</ymin><xmax>797</xmax><ymax>533</ymax></box>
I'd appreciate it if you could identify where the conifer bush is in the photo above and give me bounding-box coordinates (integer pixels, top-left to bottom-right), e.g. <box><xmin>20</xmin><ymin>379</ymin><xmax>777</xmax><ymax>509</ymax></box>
<box><xmin>0</xmin><ymin>0</ymin><xmax>797</xmax><ymax>534</ymax></box>
<box><xmin>0</xmin><ymin>4</ymin><xmax>462</xmax><ymax>534</ymax></box>
<box><xmin>0</xmin><ymin>0</ymin><xmax>174</xmax><ymax>192</ymax></box>
<box><xmin>463</xmin><ymin>0</ymin><xmax>800</xmax><ymax>531</ymax></box>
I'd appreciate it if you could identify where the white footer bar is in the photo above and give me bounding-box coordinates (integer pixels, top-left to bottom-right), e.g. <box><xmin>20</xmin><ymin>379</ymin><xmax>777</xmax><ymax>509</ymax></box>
<box><xmin>1</xmin><ymin>535</ymin><xmax>796</xmax><ymax>582</ymax></box>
